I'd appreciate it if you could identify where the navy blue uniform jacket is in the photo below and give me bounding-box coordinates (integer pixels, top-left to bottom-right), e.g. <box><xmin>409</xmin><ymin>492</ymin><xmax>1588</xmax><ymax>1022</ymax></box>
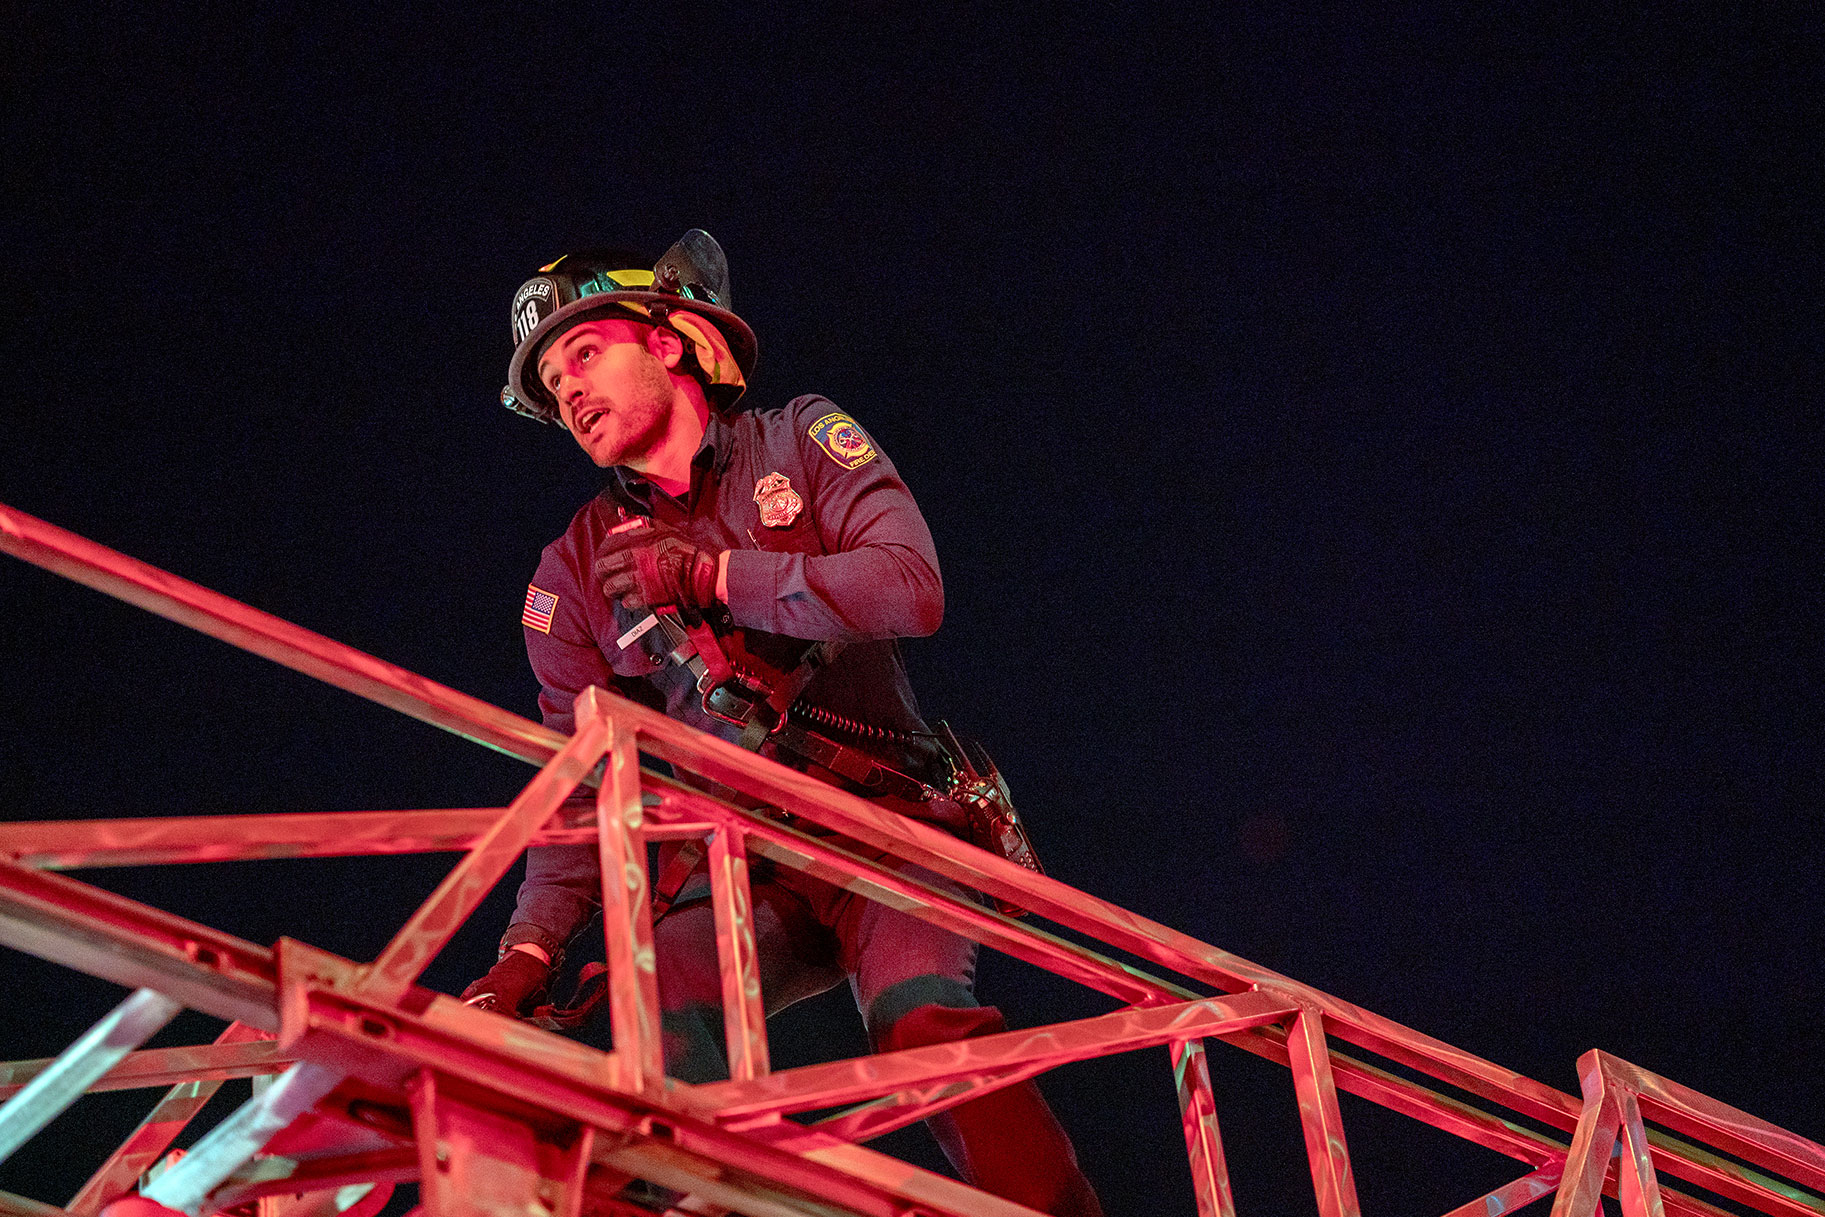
<box><xmin>504</xmin><ymin>394</ymin><xmax>944</xmax><ymax>957</ymax></box>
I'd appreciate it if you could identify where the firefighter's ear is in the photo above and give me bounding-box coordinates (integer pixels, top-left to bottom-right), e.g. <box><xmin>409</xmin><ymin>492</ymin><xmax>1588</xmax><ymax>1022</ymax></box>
<box><xmin>647</xmin><ymin>325</ymin><xmax>686</xmax><ymax>369</ymax></box>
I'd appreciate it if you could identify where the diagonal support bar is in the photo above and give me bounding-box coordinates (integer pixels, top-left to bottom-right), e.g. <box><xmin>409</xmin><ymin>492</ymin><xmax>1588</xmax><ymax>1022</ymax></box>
<box><xmin>0</xmin><ymin>499</ymin><xmax>1605</xmax><ymax>1143</ymax></box>
<box><xmin>1618</xmin><ymin>1089</ymin><xmax>1669</xmax><ymax>1217</ymax></box>
<box><xmin>1442</xmin><ymin>1161</ymin><xmax>1565</xmax><ymax>1217</ymax></box>
<box><xmin>812</xmin><ymin>1059</ymin><xmax>1060</xmax><ymax>1143</ymax></box>
<box><xmin>360</xmin><ymin>699</ymin><xmax>613</xmax><ymax>1001</ymax></box>
<box><xmin>65</xmin><ymin>1024</ymin><xmax>273</xmax><ymax>1216</ymax></box>
<box><xmin>140</xmin><ymin>1061</ymin><xmax>345</xmax><ymax>1216</ymax></box>
<box><xmin>1287</xmin><ymin>1005</ymin><xmax>1362</xmax><ymax>1217</ymax></box>
<box><xmin>1173</xmin><ymin>1037</ymin><xmax>1236</xmax><ymax>1217</ymax></box>
<box><xmin>0</xmin><ymin>988</ymin><xmax>183</xmax><ymax>1167</ymax></box>
<box><xmin>1551</xmin><ymin>1050</ymin><xmax>1625</xmax><ymax>1217</ymax></box>
<box><xmin>1599</xmin><ymin>1050</ymin><xmax>1825</xmax><ymax>1198</ymax></box>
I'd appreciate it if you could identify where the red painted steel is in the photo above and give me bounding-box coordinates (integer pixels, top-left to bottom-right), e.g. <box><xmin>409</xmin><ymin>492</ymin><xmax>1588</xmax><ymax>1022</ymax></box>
<box><xmin>1618</xmin><ymin>1088</ymin><xmax>1668</xmax><ymax>1217</ymax></box>
<box><xmin>594</xmin><ymin>723</ymin><xmax>663</xmax><ymax>1096</ymax></box>
<box><xmin>1170</xmin><ymin>1038</ymin><xmax>1234</xmax><ymax>1217</ymax></box>
<box><xmin>810</xmin><ymin>1060</ymin><xmax>1058</xmax><ymax>1143</ymax></box>
<box><xmin>707</xmin><ymin>826</ymin><xmax>770</xmax><ymax>1082</ymax></box>
<box><xmin>1440</xmin><ymin>1162</ymin><xmax>1564</xmax><ymax>1217</ymax></box>
<box><xmin>361</xmin><ymin>711</ymin><xmax>611</xmax><ymax>1002</ymax></box>
<box><xmin>0</xmin><ymin>504</ymin><xmax>564</xmax><ymax>771</ymax></box>
<box><xmin>688</xmin><ymin>992</ymin><xmax>1293</xmax><ymax>1121</ymax></box>
<box><xmin>4</xmin><ymin>499</ymin><xmax>1824</xmax><ymax>1217</ymax></box>
<box><xmin>0</xmin><ymin>858</ymin><xmax>278</xmax><ymax>1031</ymax></box>
<box><xmin>1286</xmin><ymin>1007</ymin><xmax>1362</xmax><ymax>1217</ymax></box>
<box><xmin>1551</xmin><ymin>1052</ymin><xmax>1825</xmax><ymax>1217</ymax></box>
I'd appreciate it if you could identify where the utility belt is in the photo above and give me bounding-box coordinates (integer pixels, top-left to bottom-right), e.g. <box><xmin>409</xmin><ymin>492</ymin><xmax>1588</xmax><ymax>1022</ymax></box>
<box><xmin>526</xmin><ymin>607</ymin><xmax>1046</xmax><ymax>1032</ymax></box>
<box><xmin>634</xmin><ymin>606</ymin><xmax>1044</xmax><ymax>919</ymax></box>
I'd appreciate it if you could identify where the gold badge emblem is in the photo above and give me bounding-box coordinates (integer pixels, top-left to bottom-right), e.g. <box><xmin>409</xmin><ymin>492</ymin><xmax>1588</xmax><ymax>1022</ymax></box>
<box><xmin>753</xmin><ymin>472</ymin><xmax>804</xmax><ymax>528</ymax></box>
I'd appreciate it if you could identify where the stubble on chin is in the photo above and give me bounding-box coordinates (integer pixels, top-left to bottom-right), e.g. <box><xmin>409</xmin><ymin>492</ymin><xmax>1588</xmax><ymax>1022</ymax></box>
<box><xmin>567</xmin><ymin>355</ymin><xmax>679</xmax><ymax>469</ymax></box>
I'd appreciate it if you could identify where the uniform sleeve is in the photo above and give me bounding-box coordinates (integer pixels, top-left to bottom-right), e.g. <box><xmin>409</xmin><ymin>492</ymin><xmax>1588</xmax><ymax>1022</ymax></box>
<box><xmin>723</xmin><ymin>400</ymin><xmax>944</xmax><ymax>641</ymax></box>
<box><xmin>507</xmin><ymin>542</ymin><xmax>621</xmax><ymax>953</ymax></box>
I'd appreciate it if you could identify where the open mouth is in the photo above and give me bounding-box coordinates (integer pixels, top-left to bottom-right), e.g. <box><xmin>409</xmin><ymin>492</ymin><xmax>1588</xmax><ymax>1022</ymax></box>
<box><xmin>574</xmin><ymin>406</ymin><xmax>608</xmax><ymax>436</ymax></box>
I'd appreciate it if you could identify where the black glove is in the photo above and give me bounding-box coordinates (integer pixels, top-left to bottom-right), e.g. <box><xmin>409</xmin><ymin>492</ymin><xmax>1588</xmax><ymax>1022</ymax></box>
<box><xmin>459</xmin><ymin>949</ymin><xmax>551</xmax><ymax>1016</ymax></box>
<box><xmin>593</xmin><ymin>523</ymin><xmax>719</xmax><ymax>617</ymax></box>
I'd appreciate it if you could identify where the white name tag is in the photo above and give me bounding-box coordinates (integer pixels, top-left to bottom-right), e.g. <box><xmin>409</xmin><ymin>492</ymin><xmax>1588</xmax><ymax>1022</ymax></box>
<box><xmin>616</xmin><ymin>613</ymin><xmax>660</xmax><ymax>650</ymax></box>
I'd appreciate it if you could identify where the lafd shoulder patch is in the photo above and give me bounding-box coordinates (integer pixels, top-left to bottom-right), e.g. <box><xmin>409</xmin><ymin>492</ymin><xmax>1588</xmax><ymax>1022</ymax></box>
<box><xmin>808</xmin><ymin>412</ymin><xmax>878</xmax><ymax>470</ymax></box>
<box><xmin>522</xmin><ymin>585</ymin><xmax>558</xmax><ymax>633</ymax></box>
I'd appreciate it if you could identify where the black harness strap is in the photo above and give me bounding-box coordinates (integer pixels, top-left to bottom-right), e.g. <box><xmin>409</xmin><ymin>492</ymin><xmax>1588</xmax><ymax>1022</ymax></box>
<box><xmin>650</xmin><ymin>639</ymin><xmax>854</xmax><ymax>920</ymax></box>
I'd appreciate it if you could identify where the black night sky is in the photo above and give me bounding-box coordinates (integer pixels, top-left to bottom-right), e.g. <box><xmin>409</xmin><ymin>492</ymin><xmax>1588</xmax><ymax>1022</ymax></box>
<box><xmin>2</xmin><ymin>9</ymin><xmax>1819</xmax><ymax>1216</ymax></box>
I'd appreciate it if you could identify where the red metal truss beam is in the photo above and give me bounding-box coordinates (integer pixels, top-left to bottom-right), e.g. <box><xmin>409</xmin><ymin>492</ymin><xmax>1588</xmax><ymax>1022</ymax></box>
<box><xmin>1551</xmin><ymin>1052</ymin><xmax>1825</xmax><ymax>1217</ymax></box>
<box><xmin>0</xmin><ymin>788</ymin><xmax>1578</xmax><ymax>1198</ymax></box>
<box><xmin>1606</xmin><ymin>1053</ymin><xmax>1825</xmax><ymax>1195</ymax></box>
<box><xmin>689</xmin><ymin>990</ymin><xmax>1295</xmax><ymax>1121</ymax></box>
<box><xmin>1442</xmin><ymin>1162</ymin><xmax>1564</xmax><ymax>1217</ymax></box>
<box><xmin>1286</xmin><ymin>1007</ymin><xmax>1361</xmax><ymax>1217</ymax></box>
<box><xmin>0</xmin><ymin>850</ymin><xmax>1749</xmax><ymax>1217</ymax></box>
<box><xmin>0</xmin><ymin>810</ymin><xmax>545</xmax><ymax>870</ymax></box>
<box><xmin>809</xmin><ymin>1059</ymin><xmax>1060</xmax><ymax>1143</ymax></box>
<box><xmin>0</xmin><ymin>797</ymin><xmax>1584</xmax><ymax>1180</ymax></box>
<box><xmin>1205</xmin><ymin>1018</ymin><xmax>1746</xmax><ymax>1217</ymax></box>
<box><xmin>594</xmin><ymin>726</ymin><xmax>665</xmax><ymax>1097</ymax></box>
<box><xmin>0</xmin><ymin>1039</ymin><xmax>289</xmax><ymax>1099</ymax></box>
<box><xmin>7</xmin><ymin>500</ymin><xmax>1822</xmax><ymax>1217</ymax></box>
<box><xmin>0</xmin><ymin>803</ymin><xmax>712</xmax><ymax>873</ymax></box>
<box><xmin>1640</xmin><ymin>1134</ymin><xmax>1825</xmax><ymax>1217</ymax></box>
<box><xmin>360</xmin><ymin>712</ymin><xmax>612</xmax><ymax>1002</ymax></box>
<box><xmin>707</xmin><ymin>826</ymin><xmax>769</xmax><ymax>1084</ymax></box>
<box><xmin>0</xmin><ymin>785</ymin><xmax>1582</xmax><ymax>1173</ymax></box>
<box><xmin>644</xmin><ymin>776</ymin><xmax>1594</xmax><ymax>1161</ymax></box>
<box><xmin>276</xmin><ymin>945</ymin><xmax>1047</xmax><ymax>1217</ymax></box>
<box><xmin>0</xmin><ymin>786</ymin><xmax>1744</xmax><ymax>1215</ymax></box>
<box><xmin>0</xmin><ymin>503</ymin><xmax>565</xmax><ymax>771</ymax></box>
<box><xmin>652</xmin><ymin>777</ymin><xmax>1197</xmax><ymax>1006</ymax></box>
<box><xmin>1171</xmin><ymin>1037</ymin><xmax>1235</xmax><ymax>1217</ymax></box>
<box><xmin>553</xmin><ymin>694</ymin><xmax>1596</xmax><ymax>1135</ymax></box>
<box><xmin>0</xmin><ymin>497</ymin><xmax>1589</xmax><ymax>1130</ymax></box>
<box><xmin>0</xmin><ymin>858</ymin><xmax>276</xmax><ymax>1030</ymax></box>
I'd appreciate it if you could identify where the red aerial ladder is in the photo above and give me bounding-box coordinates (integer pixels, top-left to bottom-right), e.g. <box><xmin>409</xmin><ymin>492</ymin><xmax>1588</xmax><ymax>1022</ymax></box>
<box><xmin>0</xmin><ymin>498</ymin><xmax>1821</xmax><ymax>1217</ymax></box>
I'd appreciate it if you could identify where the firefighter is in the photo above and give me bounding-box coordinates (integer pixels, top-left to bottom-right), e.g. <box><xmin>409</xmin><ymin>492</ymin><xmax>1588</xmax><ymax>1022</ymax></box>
<box><xmin>462</xmin><ymin>231</ymin><xmax>1101</xmax><ymax>1216</ymax></box>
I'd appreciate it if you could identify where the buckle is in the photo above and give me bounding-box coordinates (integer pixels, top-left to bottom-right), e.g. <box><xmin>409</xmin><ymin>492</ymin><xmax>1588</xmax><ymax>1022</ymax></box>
<box><xmin>703</xmin><ymin>678</ymin><xmax>776</xmax><ymax>730</ymax></box>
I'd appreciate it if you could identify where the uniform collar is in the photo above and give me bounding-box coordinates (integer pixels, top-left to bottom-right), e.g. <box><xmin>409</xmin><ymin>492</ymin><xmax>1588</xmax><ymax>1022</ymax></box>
<box><xmin>602</xmin><ymin>410</ymin><xmax>737</xmax><ymax>514</ymax></box>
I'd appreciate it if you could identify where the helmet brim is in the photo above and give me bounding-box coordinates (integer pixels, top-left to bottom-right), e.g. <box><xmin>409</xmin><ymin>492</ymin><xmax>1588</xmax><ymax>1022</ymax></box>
<box><xmin>506</xmin><ymin>290</ymin><xmax>758</xmax><ymax>420</ymax></box>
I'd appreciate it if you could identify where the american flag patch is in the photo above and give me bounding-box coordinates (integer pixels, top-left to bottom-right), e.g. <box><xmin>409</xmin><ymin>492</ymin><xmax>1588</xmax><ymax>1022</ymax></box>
<box><xmin>522</xmin><ymin>585</ymin><xmax>558</xmax><ymax>633</ymax></box>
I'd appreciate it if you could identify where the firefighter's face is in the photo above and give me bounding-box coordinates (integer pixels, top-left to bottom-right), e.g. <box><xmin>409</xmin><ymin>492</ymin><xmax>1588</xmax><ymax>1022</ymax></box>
<box><xmin>537</xmin><ymin>318</ymin><xmax>683</xmax><ymax>468</ymax></box>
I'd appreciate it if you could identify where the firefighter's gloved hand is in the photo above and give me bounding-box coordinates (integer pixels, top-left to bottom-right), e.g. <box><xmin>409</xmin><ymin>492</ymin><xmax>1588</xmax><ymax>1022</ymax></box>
<box><xmin>593</xmin><ymin>523</ymin><xmax>720</xmax><ymax>616</ymax></box>
<box><xmin>460</xmin><ymin>949</ymin><xmax>550</xmax><ymax>1017</ymax></box>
